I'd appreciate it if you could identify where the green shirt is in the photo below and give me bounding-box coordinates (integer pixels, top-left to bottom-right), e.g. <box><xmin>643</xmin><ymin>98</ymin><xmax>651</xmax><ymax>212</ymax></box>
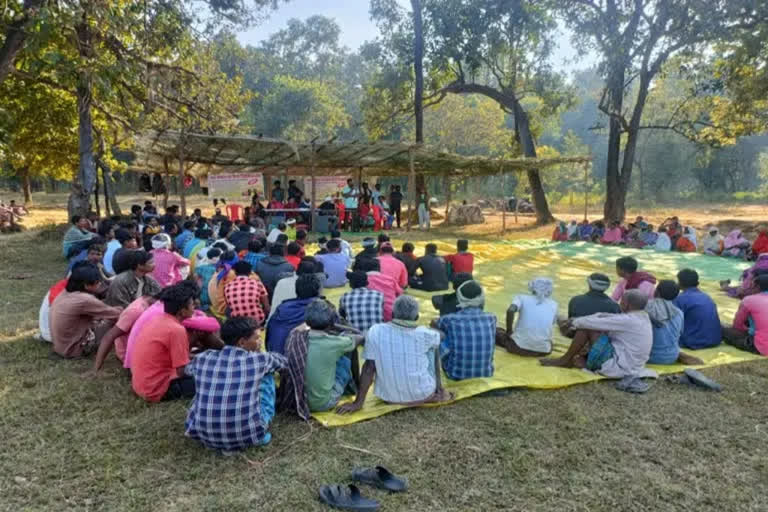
<box><xmin>304</xmin><ymin>331</ymin><xmax>356</xmax><ymax>411</ymax></box>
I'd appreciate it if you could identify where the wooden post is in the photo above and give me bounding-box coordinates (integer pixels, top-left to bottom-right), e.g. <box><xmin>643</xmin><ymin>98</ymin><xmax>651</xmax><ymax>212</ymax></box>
<box><xmin>310</xmin><ymin>143</ymin><xmax>317</xmax><ymax>232</ymax></box>
<box><xmin>444</xmin><ymin>172</ymin><xmax>451</xmax><ymax>220</ymax></box>
<box><xmin>178</xmin><ymin>140</ymin><xmax>187</xmax><ymax>217</ymax></box>
<box><xmin>583</xmin><ymin>161</ymin><xmax>589</xmax><ymax>221</ymax></box>
<box><xmin>498</xmin><ymin>165</ymin><xmax>505</xmax><ymax>233</ymax></box>
<box><xmin>407</xmin><ymin>148</ymin><xmax>415</xmax><ymax>231</ymax></box>
<box><xmin>514</xmin><ymin>172</ymin><xmax>519</xmax><ymax>224</ymax></box>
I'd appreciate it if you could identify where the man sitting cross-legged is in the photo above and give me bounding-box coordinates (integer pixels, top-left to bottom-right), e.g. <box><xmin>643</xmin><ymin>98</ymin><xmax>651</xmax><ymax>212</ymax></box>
<box><xmin>304</xmin><ymin>299</ymin><xmax>364</xmax><ymax>412</ymax></box>
<box><xmin>337</xmin><ymin>296</ymin><xmax>453</xmax><ymax>414</ymax></box>
<box><xmin>184</xmin><ymin>317</ymin><xmax>287</xmax><ymax>454</ymax></box>
<box><xmin>673</xmin><ymin>268</ymin><xmax>722</xmax><ymax>350</ymax></box>
<box><xmin>432</xmin><ymin>280</ymin><xmax>496</xmax><ymax>380</ymax></box>
<box><xmin>496</xmin><ymin>277</ymin><xmax>558</xmax><ymax>357</ymax></box>
<box><xmin>645</xmin><ymin>280</ymin><xmax>703</xmax><ymax>365</ymax></box>
<box><xmin>722</xmin><ymin>274</ymin><xmax>768</xmax><ymax>355</ymax></box>
<box><xmin>540</xmin><ymin>289</ymin><xmax>657</xmax><ymax>379</ymax></box>
<box><xmin>339</xmin><ymin>271</ymin><xmax>384</xmax><ymax>333</ymax></box>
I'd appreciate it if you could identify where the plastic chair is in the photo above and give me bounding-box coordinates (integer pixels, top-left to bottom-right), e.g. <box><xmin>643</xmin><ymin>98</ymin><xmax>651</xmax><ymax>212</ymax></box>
<box><xmin>226</xmin><ymin>204</ymin><xmax>243</xmax><ymax>222</ymax></box>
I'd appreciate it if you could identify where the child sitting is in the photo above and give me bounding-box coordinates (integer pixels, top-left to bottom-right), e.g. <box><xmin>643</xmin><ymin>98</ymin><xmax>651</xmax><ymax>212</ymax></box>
<box><xmin>185</xmin><ymin>317</ymin><xmax>288</xmax><ymax>453</ymax></box>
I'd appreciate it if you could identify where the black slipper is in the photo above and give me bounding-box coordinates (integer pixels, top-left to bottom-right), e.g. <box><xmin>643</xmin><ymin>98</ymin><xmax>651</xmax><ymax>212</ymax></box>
<box><xmin>318</xmin><ymin>484</ymin><xmax>380</xmax><ymax>511</ymax></box>
<box><xmin>683</xmin><ymin>369</ymin><xmax>723</xmax><ymax>392</ymax></box>
<box><xmin>352</xmin><ymin>466</ymin><xmax>408</xmax><ymax>492</ymax></box>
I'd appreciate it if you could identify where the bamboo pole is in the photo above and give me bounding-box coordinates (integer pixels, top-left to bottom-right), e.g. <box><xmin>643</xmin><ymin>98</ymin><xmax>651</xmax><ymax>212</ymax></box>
<box><xmin>310</xmin><ymin>143</ymin><xmax>317</xmax><ymax>232</ymax></box>
<box><xmin>407</xmin><ymin>149</ymin><xmax>415</xmax><ymax>231</ymax></box>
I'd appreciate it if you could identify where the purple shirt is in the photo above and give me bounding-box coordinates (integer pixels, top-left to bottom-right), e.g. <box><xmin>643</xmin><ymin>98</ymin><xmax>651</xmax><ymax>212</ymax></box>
<box><xmin>315</xmin><ymin>252</ymin><xmax>350</xmax><ymax>288</ymax></box>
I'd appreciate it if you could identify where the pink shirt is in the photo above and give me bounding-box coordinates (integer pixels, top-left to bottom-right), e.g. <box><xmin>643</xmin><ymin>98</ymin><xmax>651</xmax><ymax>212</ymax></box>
<box><xmin>378</xmin><ymin>254</ymin><xmax>409</xmax><ymax>288</ymax></box>
<box><xmin>611</xmin><ymin>278</ymin><xmax>656</xmax><ymax>302</ymax></box>
<box><xmin>601</xmin><ymin>227</ymin><xmax>623</xmax><ymax>243</ymax></box>
<box><xmin>733</xmin><ymin>293</ymin><xmax>768</xmax><ymax>355</ymax></box>
<box><xmin>366</xmin><ymin>271</ymin><xmax>403</xmax><ymax>322</ymax></box>
<box><xmin>124</xmin><ymin>301</ymin><xmax>165</xmax><ymax>368</ymax></box>
<box><xmin>150</xmin><ymin>248</ymin><xmax>189</xmax><ymax>288</ymax></box>
<box><xmin>114</xmin><ymin>297</ymin><xmax>152</xmax><ymax>362</ymax></box>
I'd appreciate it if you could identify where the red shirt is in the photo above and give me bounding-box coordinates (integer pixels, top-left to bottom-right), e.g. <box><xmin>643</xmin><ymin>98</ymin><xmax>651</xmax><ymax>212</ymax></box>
<box><xmin>445</xmin><ymin>252</ymin><xmax>474</xmax><ymax>275</ymax></box>
<box><xmin>131</xmin><ymin>313</ymin><xmax>190</xmax><ymax>402</ymax></box>
<box><xmin>224</xmin><ymin>275</ymin><xmax>269</xmax><ymax>326</ymax></box>
<box><xmin>285</xmin><ymin>255</ymin><xmax>301</xmax><ymax>269</ymax></box>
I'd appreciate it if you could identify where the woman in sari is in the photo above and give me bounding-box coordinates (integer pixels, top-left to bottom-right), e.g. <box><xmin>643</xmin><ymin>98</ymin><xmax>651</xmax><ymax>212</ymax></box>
<box><xmin>721</xmin><ymin>253</ymin><xmax>768</xmax><ymax>299</ymax></box>
<box><xmin>722</xmin><ymin>229</ymin><xmax>751</xmax><ymax>259</ymax></box>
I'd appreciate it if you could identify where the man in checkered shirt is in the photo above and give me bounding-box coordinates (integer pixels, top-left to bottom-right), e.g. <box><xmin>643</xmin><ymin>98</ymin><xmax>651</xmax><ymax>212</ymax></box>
<box><xmin>339</xmin><ymin>271</ymin><xmax>384</xmax><ymax>333</ymax></box>
<box><xmin>185</xmin><ymin>317</ymin><xmax>287</xmax><ymax>453</ymax></box>
<box><xmin>224</xmin><ymin>261</ymin><xmax>270</xmax><ymax>326</ymax></box>
<box><xmin>433</xmin><ymin>280</ymin><xmax>496</xmax><ymax>380</ymax></box>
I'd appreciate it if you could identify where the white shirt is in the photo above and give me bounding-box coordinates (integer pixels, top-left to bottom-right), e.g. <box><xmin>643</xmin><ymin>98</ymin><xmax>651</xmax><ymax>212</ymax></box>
<box><xmin>510</xmin><ymin>294</ymin><xmax>558</xmax><ymax>353</ymax></box>
<box><xmin>103</xmin><ymin>239</ymin><xmax>121</xmax><ymax>275</ymax></box>
<box><xmin>363</xmin><ymin>322</ymin><xmax>440</xmax><ymax>404</ymax></box>
<box><xmin>655</xmin><ymin>233</ymin><xmax>671</xmax><ymax>251</ymax></box>
<box><xmin>335</xmin><ymin>238</ymin><xmax>353</xmax><ymax>259</ymax></box>
<box><xmin>342</xmin><ymin>186</ymin><xmax>359</xmax><ymax>209</ymax></box>
<box><xmin>268</xmin><ymin>274</ymin><xmax>297</xmax><ymax>321</ymax></box>
<box><xmin>267</xmin><ymin>228</ymin><xmax>284</xmax><ymax>244</ymax></box>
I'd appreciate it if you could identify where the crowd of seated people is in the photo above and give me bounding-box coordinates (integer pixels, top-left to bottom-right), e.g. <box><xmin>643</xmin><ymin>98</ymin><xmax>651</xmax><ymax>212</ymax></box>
<box><xmin>553</xmin><ymin>217</ymin><xmax>768</xmax><ymax>260</ymax></box>
<box><xmin>39</xmin><ymin>199</ymin><xmax>766</xmax><ymax>455</ymax></box>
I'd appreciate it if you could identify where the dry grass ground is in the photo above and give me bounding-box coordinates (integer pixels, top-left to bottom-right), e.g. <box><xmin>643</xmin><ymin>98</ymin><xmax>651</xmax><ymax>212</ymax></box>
<box><xmin>2</xmin><ymin>192</ymin><xmax>768</xmax><ymax>511</ymax></box>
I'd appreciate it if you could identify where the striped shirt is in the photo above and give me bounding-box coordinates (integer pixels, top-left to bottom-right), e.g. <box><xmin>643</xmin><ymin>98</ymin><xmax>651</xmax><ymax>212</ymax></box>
<box><xmin>363</xmin><ymin>321</ymin><xmax>440</xmax><ymax>403</ymax></box>
<box><xmin>438</xmin><ymin>307</ymin><xmax>496</xmax><ymax>380</ymax></box>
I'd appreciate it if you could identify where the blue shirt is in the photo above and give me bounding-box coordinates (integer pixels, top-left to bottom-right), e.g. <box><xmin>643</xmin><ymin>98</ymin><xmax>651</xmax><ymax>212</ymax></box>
<box><xmin>184</xmin><ymin>346</ymin><xmax>287</xmax><ymax>451</ymax></box>
<box><xmin>437</xmin><ymin>307</ymin><xmax>496</xmax><ymax>380</ymax></box>
<box><xmin>242</xmin><ymin>251</ymin><xmax>266</xmax><ymax>270</ymax></box>
<box><xmin>175</xmin><ymin>230</ymin><xmax>194</xmax><ymax>254</ymax></box>
<box><xmin>195</xmin><ymin>264</ymin><xmax>217</xmax><ymax>309</ymax></box>
<box><xmin>316</xmin><ymin>252</ymin><xmax>351</xmax><ymax>288</ymax></box>
<box><xmin>103</xmin><ymin>239</ymin><xmax>121</xmax><ymax>275</ymax></box>
<box><xmin>673</xmin><ymin>288</ymin><xmax>722</xmax><ymax>350</ymax></box>
<box><xmin>648</xmin><ymin>306</ymin><xmax>683</xmax><ymax>365</ymax></box>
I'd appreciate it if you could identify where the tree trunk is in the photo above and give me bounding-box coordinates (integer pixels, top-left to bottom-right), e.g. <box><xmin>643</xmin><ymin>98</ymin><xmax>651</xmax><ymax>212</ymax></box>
<box><xmin>512</xmin><ymin>100</ymin><xmax>554</xmax><ymax>224</ymax></box>
<box><xmin>603</xmin><ymin>64</ymin><xmax>625</xmax><ymax>222</ymax></box>
<box><xmin>410</xmin><ymin>0</ymin><xmax>427</xmax><ymax>200</ymax></box>
<box><xmin>98</xmin><ymin>159</ymin><xmax>122</xmax><ymax>216</ymax></box>
<box><xmin>68</xmin><ymin>19</ymin><xmax>96</xmax><ymax>218</ymax></box>
<box><xmin>19</xmin><ymin>167</ymin><xmax>33</xmax><ymax>204</ymax></box>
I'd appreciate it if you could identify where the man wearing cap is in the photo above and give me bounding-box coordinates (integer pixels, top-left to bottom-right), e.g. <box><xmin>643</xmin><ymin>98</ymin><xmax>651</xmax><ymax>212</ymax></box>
<box><xmin>353</xmin><ymin>237</ymin><xmax>379</xmax><ymax>271</ymax></box>
<box><xmin>568</xmin><ymin>273</ymin><xmax>622</xmax><ymax>319</ymax></box>
<box><xmin>432</xmin><ymin>280</ymin><xmax>496</xmax><ymax>380</ymax></box>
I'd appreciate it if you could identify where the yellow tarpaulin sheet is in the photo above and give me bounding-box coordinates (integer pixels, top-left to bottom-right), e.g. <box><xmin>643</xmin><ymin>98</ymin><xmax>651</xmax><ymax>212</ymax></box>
<box><xmin>311</xmin><ymin>239</ymin><xmax>760</xmax><ymax>428</ymax></box>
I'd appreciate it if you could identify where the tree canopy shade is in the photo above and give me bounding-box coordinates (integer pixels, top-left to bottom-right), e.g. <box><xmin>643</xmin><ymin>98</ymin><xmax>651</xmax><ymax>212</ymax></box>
<box><xmin>129</xmin><ymin>130</ymin><xmax>591</xmax><ymax>178</ymax></box>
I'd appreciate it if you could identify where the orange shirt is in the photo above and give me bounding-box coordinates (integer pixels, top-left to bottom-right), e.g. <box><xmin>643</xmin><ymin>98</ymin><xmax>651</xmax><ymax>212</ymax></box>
<box><xmin>130</xmin><ymin>313</ymin><xmax>190</xmax><ymax>402</ymax></box>
<box><xmin>676</xmin><ymin>237</ymin><xmax>696</xmax><ymax>253</ymax></box>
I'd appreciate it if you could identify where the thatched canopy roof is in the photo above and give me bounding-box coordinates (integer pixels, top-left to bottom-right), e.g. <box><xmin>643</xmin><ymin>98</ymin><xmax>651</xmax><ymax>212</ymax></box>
<box><xmin>129</xmin><ymin>131</ymin><xmax>592</xmax><ymax>177</ymax></box>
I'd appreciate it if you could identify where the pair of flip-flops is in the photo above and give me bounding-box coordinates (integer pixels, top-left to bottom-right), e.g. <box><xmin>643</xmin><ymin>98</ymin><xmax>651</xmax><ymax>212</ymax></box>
<box><xmin>319</xmin><ymin>466</ymin><xmax>407</xmax><ymax>510</ymax></box>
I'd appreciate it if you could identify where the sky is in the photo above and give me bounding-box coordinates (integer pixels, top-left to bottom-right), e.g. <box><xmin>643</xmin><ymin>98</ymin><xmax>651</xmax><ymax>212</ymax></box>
<box><xmin>237</xmin><ymin>0</ymin><xmax>595</xmax><ymax>75</ymax></box>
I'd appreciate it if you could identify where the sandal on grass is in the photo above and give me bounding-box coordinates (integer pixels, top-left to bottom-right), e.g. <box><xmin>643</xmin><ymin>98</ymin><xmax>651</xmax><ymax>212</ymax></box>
<box><xmin>318</xmin><ymin>484</ymin><xmax>380</xmax><ymax>511</ymax></box>
<box><xmin>351</xmin><ymin>466</ymin><xmax>408</xmax><ymax>492</ymax></box>
<box><xmin>683</xmin><ymin>369</ymin><xmax>723</xmax><ymax>392</ymax></box>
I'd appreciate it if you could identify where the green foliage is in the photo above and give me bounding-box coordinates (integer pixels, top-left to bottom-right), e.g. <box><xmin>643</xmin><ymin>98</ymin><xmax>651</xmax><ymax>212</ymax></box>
<box><xmin>253</xmin><ymin>74</ymin><xmax>350</xmax><ymax>140</ymax></box>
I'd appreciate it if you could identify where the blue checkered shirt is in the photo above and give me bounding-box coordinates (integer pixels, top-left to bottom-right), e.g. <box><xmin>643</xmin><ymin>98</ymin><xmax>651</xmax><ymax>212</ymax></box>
<box><xmin>242</xmin><ymin>251</ymin><xmax>266</xmax><ymax>270</ymax></box>
<box><xmin>339</xmin><ymin>288</ymin><xmax>384</xmax><ymax>332</ymax></box>
<box><xmin>184</xmin><ymin>346</ymin><xmax>287</xmax><ymax>451</ymax></box>
<box><xmin>438</xmin><ymin>307</ymin><xmax>497</xmax><ymax>380</ymax></box>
